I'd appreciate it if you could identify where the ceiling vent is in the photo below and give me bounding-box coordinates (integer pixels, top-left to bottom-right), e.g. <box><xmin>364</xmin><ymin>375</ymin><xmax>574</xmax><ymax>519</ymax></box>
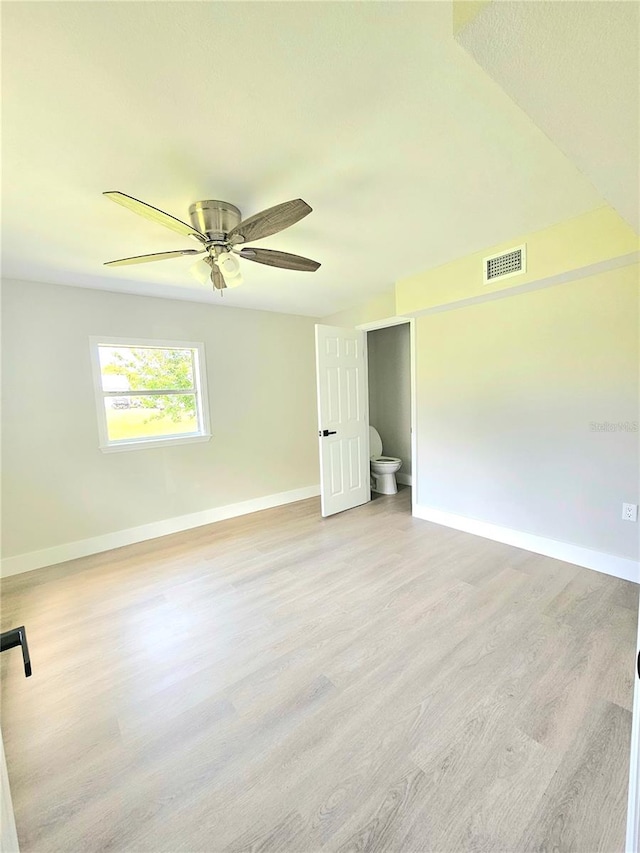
<box><xmin>483</xmin><ymin>244</ymin><xmax>526</xmax><ymax>285</ymax></box>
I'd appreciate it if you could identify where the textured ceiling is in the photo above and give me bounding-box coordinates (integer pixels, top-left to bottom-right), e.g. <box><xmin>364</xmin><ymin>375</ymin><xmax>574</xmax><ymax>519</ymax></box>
<box><xmin>2</xmin><ymin>2</ymin><xmax>606</xmax><ymax>316</ymax></box>
<box><xmin>457</xmin><ymin>0</ymin><xmax>639</xmax><ymax>233</ymax></box>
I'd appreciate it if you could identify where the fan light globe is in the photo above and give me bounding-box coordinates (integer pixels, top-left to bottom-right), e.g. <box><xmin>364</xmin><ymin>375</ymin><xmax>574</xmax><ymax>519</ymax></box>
<box><xmin>217</xmin><ymin>253</ymin><xmax>240</xmax><ymax>275</ymax></box>
<box><xmin>216</xmin><ymin>252</ymin><xmax>243</xmax><ymax>287</ymax></box>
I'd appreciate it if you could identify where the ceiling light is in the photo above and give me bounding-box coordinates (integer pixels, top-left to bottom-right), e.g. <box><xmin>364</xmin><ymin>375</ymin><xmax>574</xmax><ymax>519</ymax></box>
<box><xmin>189</xmin><ymin>258</ymin><xmax>211</xmax><ymax>285</ymax></box>
<box><xmin>216</xmin><ymin>252</ymin><xmax>243</xmax><ymax>287</ymax></box>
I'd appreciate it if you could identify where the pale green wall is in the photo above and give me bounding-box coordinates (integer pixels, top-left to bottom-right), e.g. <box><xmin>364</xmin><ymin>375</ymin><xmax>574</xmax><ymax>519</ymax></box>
<box><xmin>396</xmin><ymin>206</ymin><xmax>638</xmax><ymax>315</ymax></box>
<box><xmin>1</xmin><ymin>280</ymin><xmax>319</xmax><ymax>558</ymax></box>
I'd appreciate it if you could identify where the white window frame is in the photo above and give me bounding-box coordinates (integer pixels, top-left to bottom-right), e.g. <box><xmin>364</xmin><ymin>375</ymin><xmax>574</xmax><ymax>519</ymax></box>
<box><xmin>89</xmin><ymin>336</ymin><xmax>211</xmax><ymax>452</ymax></box>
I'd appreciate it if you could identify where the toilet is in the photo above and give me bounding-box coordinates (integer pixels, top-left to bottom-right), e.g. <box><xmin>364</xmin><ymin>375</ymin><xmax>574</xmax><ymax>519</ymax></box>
<box><xmin>369</xmin><ymin>425</ymin><xmax>402</xmax><ymax>495</ymax></box>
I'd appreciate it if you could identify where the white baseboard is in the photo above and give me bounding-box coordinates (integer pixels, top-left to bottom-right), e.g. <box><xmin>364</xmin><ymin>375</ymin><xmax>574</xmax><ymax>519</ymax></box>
<box><xmin>5</xmin><ymin>489</ymin><xmax>635</xmax><ymax>585</ymax></box>
<box><xmin>413</xmin><ymin>503</ymin><xmax>639</xmax><ymax>584</ymax></box>
<box><xmin>396</xmin><ymin>473</ymin><xmax>412</xmax><ymax>486</ymax></box>
<box><xmin>0</xmin><ymin>485</ymin><xmax>321</xmax><ymax>579</ymax></box>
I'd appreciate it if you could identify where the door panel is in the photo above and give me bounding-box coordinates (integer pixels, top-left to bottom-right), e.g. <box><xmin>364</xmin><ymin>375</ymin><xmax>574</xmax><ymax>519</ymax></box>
<box><xmin>315</xmin><ymin>325</ymin><xmax>370</xmax><ymax>517</ymax></box>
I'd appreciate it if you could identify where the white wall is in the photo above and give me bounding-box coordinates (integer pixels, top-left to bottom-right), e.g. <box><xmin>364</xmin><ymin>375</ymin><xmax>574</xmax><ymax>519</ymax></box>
<box><xmin>1</xmin><ymin>280</ymin><xmax>319</xmax><ymax>564</ymax></box>
<box><xmin>367</xmin><ymin>324</ymin><xmax>412</xmax><ymax>476</ymax></box>
<box><xmin>414</xmin><ymin>264</ymin><xmax>639</xmax><ymax>562</ymax></box>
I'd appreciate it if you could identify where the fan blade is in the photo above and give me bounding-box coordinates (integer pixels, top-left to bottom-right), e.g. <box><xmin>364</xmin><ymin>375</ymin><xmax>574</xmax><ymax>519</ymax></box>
<box><xmin>238</xmin><ymin>247</ymin><xmax>321</xmax><ymax>272</ymax></box>
<box><xmin>211</xmin><ymin>264</ymin><xmax>225</xmax><ymax>291</ymax></box>
<box><xmin>228</xmin><ymin>199</ymin><xmax>312</xmax><ymax>244</ymax></box>
<box><xmin>104</xmin><ymin>191</ymin><xmax>207</xmax><ymax>242</ymax></box>
<box><xmin>104</xmin><ymin>249</ymin><xmax>204</xmax><ymax>267</ymax></box>
<box><xmin>203</xmin><ymin>256</ymin><xmax>226</xmax><ymax>290</ymax></box>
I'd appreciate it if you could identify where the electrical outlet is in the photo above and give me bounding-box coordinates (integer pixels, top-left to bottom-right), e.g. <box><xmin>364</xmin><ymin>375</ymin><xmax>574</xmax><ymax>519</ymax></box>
<box><xmin>622</xmin><ymin>503</ymin><xmax>638</xmax><ymax>522</ymax></box>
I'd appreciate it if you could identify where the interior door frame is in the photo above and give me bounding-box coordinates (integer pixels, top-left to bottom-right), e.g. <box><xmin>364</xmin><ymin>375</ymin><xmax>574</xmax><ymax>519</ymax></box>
<box><xmin>626</xmin><ymin>619</ymin><xmax>640</xmax><ymax>852</ymax></box>
<box><xmin>356</xmin><ymin>316</ymin><xmax>417</xmax><ymax>512</ymax></box>
<box><xmin>1</xmin><ymin>731</ymin><xmax>19</xmax><ymax>852</ymax></box>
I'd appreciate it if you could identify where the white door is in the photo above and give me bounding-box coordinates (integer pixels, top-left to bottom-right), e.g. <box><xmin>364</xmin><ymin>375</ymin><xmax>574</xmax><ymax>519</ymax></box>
<box><xmin>315</xmin><ymin>324</ymin><xmax>370</xmax><ymax>517</ymax></box>
<box><xmin>626</xmin><ymin>612</ymin><xmax>640</xmax><ymax>852</ymax></box>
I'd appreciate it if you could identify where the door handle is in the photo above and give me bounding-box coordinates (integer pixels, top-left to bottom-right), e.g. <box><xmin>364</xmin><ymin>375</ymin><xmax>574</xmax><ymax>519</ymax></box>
<box><xmin>0</xmin><ymin>626</ymin><xmax>32</xmax><ymax>678</ymax></box>
<box><xmin>319</xmin><ymin>429</ymin><xmax>337</xmax><ymax>437</ymax></box>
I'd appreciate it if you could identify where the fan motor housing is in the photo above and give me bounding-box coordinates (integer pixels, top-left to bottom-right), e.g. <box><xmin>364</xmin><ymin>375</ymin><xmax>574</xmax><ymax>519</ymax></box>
<box><xmin>189</xmin><ymin>201</ymin><xmax>241</xmax><ymax>240</ymax></box>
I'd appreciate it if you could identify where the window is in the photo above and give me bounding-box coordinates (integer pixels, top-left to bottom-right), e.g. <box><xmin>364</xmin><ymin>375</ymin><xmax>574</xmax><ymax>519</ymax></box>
<box><xmin>90</xmin><ymin>337</ymin><xmax>211</xmax><ymax>451</ymax></box>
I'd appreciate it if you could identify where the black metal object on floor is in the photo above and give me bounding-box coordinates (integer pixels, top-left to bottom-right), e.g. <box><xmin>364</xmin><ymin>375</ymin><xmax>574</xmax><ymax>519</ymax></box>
<box><xmin>0</xmin><ymin>625</ymin><xmax>31</xmax><ymax>677</ymax></box>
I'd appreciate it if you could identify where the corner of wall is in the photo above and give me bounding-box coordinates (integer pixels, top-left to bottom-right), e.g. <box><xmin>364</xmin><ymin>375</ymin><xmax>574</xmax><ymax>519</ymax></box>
<box><xmin>320</xmin><ymin>289</ymin><xmax>396</xmax><ymax>328</ymax></box>
<box><xmin>452</xmin><ymin>0</ymin><xmax>492</xmax><ymax>37</ymax></box>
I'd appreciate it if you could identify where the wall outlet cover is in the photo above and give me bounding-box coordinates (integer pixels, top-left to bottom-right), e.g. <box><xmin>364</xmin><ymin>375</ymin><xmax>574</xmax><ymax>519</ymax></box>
<box><xmin>622</xmin><ymin>503</ymin><xmax>638</xmax><ymax>522</ymax></box>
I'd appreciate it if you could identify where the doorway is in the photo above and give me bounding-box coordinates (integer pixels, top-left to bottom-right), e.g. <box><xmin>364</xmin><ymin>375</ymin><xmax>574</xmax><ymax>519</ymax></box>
<box><xmin>360</xmin><ymin>317</ymin><xmax>416</xmax><ymax>510</ymax></box>
<box><xmin>314</xmin><ymin>317</ymin><xmax>416</xmax><ymax>518</ymax></box>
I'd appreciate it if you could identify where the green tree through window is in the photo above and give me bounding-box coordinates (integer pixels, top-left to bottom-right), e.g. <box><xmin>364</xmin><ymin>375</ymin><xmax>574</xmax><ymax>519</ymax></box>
<box><xmin>92</xmin><ymin>338</ymin><xmax>210</xmax><ymax>450</ymax></box>
<box><xmin>102</xmin><ymin>347</ymin><xmax>196</xmax><ymax>423</ymax></box>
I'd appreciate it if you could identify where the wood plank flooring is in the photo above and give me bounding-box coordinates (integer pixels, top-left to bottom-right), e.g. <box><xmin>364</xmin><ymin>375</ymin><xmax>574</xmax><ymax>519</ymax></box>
<box><xmin>0</xmin><ymin>488</ymin><xmax>636</xmax><ymax>852</ymax></box>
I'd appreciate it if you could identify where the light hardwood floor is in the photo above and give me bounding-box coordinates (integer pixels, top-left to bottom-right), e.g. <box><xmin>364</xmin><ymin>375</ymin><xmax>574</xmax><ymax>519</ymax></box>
<box><xmin>1</xmin><ymin>488</ymin><xmax>636</xmax><ymax>852</ymax></box>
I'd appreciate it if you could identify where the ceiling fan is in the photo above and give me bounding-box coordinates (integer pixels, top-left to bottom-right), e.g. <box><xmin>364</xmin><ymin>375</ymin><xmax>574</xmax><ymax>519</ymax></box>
<box><xmin>103</xmin><ymin>191</ymin><xmax>321</xmax><ymax>291</ymax></box>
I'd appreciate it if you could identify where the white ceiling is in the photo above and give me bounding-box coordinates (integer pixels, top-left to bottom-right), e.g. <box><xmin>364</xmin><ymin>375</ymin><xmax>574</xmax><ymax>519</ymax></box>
<box><xmin>2</xmin><ymin>2</ymin><xmax>607</xmax><ymax>317</ymax></box>
<box><xmin>457</xmin><ymin>0</ymin><xmax>639</xmax><ymax>234</ymax></box>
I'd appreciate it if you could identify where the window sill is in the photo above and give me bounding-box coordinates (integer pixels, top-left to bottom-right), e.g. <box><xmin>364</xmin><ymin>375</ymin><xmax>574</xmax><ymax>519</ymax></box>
<box><xmin>99</xmin><ymin>434</ymin><xmax>212</xmax><ymax>453</ymax></box>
